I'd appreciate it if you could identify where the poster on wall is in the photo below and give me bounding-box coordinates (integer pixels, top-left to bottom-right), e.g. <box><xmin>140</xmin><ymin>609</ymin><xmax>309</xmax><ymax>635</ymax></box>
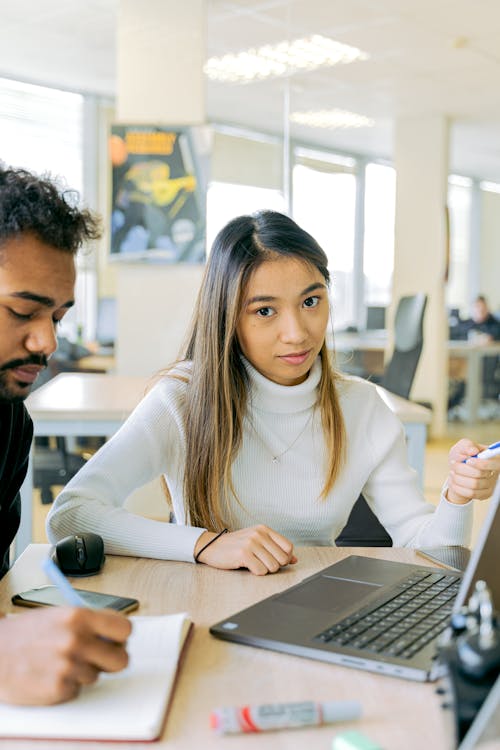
<box><xmin>109</xmin><ymin>125</ymin><xmax>207</xmax><ymax>262</ymax></box>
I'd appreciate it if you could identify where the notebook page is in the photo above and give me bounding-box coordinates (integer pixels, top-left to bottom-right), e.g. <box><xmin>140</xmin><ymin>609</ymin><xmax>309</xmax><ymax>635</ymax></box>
<box><xmin>0</xmin><ymin>612</ymin><xmax>192</xmax><ymax>741</ymax></box>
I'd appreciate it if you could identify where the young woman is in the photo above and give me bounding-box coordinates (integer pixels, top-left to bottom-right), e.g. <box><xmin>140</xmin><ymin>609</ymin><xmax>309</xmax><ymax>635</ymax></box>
<box><xmin>47</xmin><ymin>211</ymin><xmax>500</xmax><ymax>575</ymax></box>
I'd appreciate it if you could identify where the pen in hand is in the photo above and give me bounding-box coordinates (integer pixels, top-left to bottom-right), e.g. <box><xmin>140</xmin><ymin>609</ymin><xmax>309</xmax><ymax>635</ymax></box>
<box><xmin>462</xmin><ymin>440</ymin><xmax>500</xmax><ymax>462</ymax></box>
<box><xmin>41</xmin><ymin>556</ymin><xmax>90</xmax><ymax>608</ymax></box>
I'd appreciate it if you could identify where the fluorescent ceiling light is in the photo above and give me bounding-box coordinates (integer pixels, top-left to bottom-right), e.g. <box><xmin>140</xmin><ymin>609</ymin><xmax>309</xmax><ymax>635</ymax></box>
<box><xmin>290</xmin><ymin>108</ymin><xmax>375</xmax><ymax>129</ymax></box>
<box><xmin>204</xmin><ymin>35</ymin><xmax>368</xmax><ymax>84</ymax></box>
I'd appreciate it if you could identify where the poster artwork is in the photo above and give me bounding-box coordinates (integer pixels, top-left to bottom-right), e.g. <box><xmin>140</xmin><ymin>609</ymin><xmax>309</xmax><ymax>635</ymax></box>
<box><xmin>109</xmin><ymin>125</ymin><xmax>206</xmax><ymax>262</ymax></box>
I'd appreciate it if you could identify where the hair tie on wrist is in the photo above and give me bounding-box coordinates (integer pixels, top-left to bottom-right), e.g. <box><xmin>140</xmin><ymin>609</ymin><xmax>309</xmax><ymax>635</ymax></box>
<box><xmin>194</xmin><ymin>528</ymin><xmax>228</xmax><ymax>563</ymax></box>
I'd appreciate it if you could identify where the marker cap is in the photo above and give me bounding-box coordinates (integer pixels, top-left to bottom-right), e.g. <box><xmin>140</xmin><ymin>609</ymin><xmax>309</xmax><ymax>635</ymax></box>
<box><xmin>322</xmin><ymin>701</ymin><xmax>363</xmax><ymax>724</ymax></box>
<box><xmin>332</xmin><ymin>729</ymin><xmax>383</xmax><ymax>750</ymax></box>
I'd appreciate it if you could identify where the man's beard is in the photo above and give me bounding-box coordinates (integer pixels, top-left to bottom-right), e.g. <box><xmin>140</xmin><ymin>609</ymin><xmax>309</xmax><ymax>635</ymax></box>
<box><xmin>0</xmin><ymin>355</ymin><xmax>48</xmax><ymax>402</ymax></box>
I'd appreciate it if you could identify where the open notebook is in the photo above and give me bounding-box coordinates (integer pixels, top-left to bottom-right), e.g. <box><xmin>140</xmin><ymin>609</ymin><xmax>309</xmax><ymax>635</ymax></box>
<box><xmin>0</xmin><ymin>612</ymin><xmax>192</xmax><ymax>741</ymax></box>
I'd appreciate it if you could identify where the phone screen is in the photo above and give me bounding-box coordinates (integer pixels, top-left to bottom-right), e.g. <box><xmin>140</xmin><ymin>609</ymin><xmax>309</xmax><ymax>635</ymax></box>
<box><xmin>12</xmin><ymin>585</ymin><xmax>139</xmax><ymax>613</ymax></box>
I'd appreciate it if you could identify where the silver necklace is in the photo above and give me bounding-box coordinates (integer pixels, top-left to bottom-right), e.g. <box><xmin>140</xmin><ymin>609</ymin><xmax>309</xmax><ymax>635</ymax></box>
<box><xmin>249</xmin><ymin>409</ymin><xmax>315</xmax><ymax>464</ymax></box>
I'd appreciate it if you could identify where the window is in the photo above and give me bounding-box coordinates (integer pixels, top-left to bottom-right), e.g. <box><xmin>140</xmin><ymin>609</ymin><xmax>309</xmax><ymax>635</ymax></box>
<box><xmin>447</xmin><ymin>175</ymin><xmax>472</xmax><ymax>314</ymax></box>
<box><xmin>292</xmin><ymin>152</ymin><xmax>356</xmax><ymax>329</ymax></box>
<box><xmin>0</xmin><ymin>76</ymin><xmax>91</xmax><ymax>340</ymax></box>
<box><xmin>0</xmin><ymin>76</ymin><xmax>83</xmax><ymax>191</ymax></box>
<box><xmin>363</xmin><ymin>162</ymin><xmax>396</xmax><ymax>308</ymax></box>
<box><xmin>206</xmin><ymin>182</ymin><xmax>285</xmax><ymax>251</ymax></box>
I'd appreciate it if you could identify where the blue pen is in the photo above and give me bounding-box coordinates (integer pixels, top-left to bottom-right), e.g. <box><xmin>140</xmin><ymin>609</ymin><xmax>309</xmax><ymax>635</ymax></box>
<box><xmin>463</xmin><ymin>440</ymin><xmax>500</xmax><ymax>462</ymax></box>
<box><xmin>41</xmin><ymin>557</ymin><xmax>89</xmax><ymax>608</ymax></box>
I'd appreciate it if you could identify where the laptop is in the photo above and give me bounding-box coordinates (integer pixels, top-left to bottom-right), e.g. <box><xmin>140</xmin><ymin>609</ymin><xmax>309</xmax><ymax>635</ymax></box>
<box><xmin>210</xmin><ymin>481</ymin><xmax>500</xmax><ymax>682</ymax></box>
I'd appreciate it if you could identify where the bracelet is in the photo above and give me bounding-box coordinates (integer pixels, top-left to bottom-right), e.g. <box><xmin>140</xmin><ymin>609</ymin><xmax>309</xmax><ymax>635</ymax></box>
<box><xmin>194</xmin><ymin>528</ymin><xmax>228</xmax><ymax>563</ymax></box>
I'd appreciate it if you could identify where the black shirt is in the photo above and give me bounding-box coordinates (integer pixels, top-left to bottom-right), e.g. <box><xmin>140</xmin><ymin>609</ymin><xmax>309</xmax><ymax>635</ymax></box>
<box><xmin>449</xmin><ymin>313</ymin><xmax>500</xmax><ymax>342</ymax></box>
<box><xmin>0</xmin><ymin>401</ymin><xmax>33</xmax><ymax>578</ymax></box>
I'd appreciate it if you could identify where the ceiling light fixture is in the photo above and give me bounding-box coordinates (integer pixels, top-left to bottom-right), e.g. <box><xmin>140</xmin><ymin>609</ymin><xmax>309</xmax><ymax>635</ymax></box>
<box><xmin>204</xmin><ymin>35</ymin><xmax>369</xmax><ymax>84</ymax></box>
<box><xmin>290</xmin><ymin>108</ymin><xmax>375</xmax><ymax>129</ymax></box>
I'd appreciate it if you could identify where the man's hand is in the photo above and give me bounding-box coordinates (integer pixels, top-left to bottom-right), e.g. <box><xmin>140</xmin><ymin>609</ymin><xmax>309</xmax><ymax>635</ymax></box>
<box><xmin>446</xmin><ymin>439</ymin><xmax>500</xmax><ymax>504</ymax></box>
<box><xmin>0</xmin><ymin>606</ymin><xmax>131</xmax><ymax>705</ymax></box>
<box><xmin>194</xmin><ymin>525</ymin><xmax>297</xmax><ymax>575</ymax></box>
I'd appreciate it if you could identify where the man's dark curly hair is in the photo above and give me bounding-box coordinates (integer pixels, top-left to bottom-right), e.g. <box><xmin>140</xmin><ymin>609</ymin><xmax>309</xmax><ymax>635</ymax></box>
<box><xmin>0</xmin><ymin>165</ymin><xmax>102</xmax><ymax>255</ymax></box>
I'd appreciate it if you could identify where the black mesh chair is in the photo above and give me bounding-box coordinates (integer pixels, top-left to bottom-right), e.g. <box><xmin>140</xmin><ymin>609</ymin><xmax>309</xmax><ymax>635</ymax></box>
<box><xmin>377</xmin><ymin>293</ymin><xmax>428</xmax><ymax>399</ymax></box>
<box><xmin>335</xmin><ymin>495</ymin><xmax>392</xmax><ymax>547</ymax></box>
<box><xmin>32</xmin><ymin>353</ymin><xmax>106</xmax><ymax>504</ymax></box>
<box><xmin>34</xmin><ymin>437</ymin><xmax>88</xmax><ymax>505</ymax></box>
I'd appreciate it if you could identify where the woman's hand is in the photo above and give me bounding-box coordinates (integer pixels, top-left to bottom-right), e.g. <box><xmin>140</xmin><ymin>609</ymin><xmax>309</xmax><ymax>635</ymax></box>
<box><xmin>193</xmin><ymin>525</ymin><xmax>297</xmax><ymax>575</ymax></box>
<box><xmin>446</xmin><ymin>439</ymin><xmax>500</xmax><ymax>504</ymax></box>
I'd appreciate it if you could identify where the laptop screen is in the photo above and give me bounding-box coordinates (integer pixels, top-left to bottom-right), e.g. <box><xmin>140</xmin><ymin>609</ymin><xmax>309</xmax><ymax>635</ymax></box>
<box><xmin>454</xmin><ymin>480</ymin><xmax>500</xmax><ymax>613</ymax></box>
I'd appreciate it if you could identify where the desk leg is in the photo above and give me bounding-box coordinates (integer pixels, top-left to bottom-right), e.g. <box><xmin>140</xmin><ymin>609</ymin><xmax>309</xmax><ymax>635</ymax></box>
<box><xmin>15</xmin><ymin>450</ymin><xmax>34</xmax><ymax>560</ymax></box>
<box><xmin>464</xmin><ymin>351</ymin><xmax>481</xmax><ymax>423</ymax></box>
<box><xmin>404</xmin><ymin>422</ymin><xmax>426</xmax><ymax>487</ymax></box>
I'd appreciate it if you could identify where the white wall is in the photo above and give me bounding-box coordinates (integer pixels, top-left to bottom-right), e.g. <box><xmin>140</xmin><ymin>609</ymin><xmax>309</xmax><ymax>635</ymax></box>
<box><xmin>393</xmin><ymin>116</ymin><xmax>450</xmax><ymax>436</ymax></box>
<box><xmin>115</xmin><ymin>264</ymin><xmax>205</xmax><ymax>375</ymax></box>
<box><xmin>480</xmin><ymin>190</ymin><xmax>500</xmax><ymax>310</ymax></box>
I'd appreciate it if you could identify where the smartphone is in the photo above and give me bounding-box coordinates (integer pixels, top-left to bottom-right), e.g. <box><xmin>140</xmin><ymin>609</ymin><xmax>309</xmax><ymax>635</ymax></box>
<box><xmin>12</xmin><ymin>585</ymin><xmax>139</xmax><ymax>613</ymax></box>
<box><xmin>416</xmin><ymin>546</ymin><xmax>471</xmax><ymax>573</ymax></box>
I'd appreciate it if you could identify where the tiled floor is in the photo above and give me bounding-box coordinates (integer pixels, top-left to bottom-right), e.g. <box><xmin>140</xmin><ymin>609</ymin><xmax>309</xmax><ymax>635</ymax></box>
<box><xmin>32</xmin><ymin>419</ymin><xmax>500</xmax><ymax>545</ymax></box>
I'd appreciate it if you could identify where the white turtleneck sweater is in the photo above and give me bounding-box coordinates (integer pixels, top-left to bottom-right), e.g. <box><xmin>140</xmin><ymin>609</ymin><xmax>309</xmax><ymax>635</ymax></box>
<box><xmin>46</xmin><ymin>358</ymin><xmax>472</xmax><ymax>562</ymax></box>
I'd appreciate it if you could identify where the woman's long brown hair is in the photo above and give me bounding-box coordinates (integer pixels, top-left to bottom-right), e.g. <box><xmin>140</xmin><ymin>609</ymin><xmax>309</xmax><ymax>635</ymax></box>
<box><xmin>169</xmin><ymin>210</ymin><xmax>346</xmax><ymax>530</ymax></box>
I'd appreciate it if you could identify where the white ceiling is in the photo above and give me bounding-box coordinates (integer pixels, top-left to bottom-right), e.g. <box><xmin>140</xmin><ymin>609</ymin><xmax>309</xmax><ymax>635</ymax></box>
<box><xmin>1</xmin><ymin>0</ymin><xmax>500</xmax><ymax>180</ymax></box>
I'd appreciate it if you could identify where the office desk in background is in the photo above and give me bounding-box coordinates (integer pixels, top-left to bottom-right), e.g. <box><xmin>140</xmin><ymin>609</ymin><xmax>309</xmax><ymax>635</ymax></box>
<box><xmin>18</xmin><ymin>372</ymin><xmax>431</xmax><ymax>556</ymax></box>
<box><xmin>330</xmin><ymin>331</ymin><xmax>431</xmax><ymax>479</ymax></box>
<box><xmin>332</xmin><ymin>329</ymin><xmax>387</xmax><ymax>378</ymax></box>
<box><xmin>333</xmin><ymin>330</ymin><xmax>500</xmax><ymax>424</ymax></box>
<box><xmin>448</xmin><ymin>340</ymin><xmax>500</xmax><ymax>423</ymax></box>
<box><xmin>1</xmin><ymin>544</ymin><xmax>451</xmax><ymax>750</ymax></box>
<box><xmin>18</xmin><ymin>374</ymin><xmax>149</xmax><ymax>556</ymax></box>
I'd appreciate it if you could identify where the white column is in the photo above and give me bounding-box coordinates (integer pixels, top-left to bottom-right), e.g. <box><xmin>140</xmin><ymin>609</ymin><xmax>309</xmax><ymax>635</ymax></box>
<box><xmin>392</xmin><ymin>116</ymin><xmax>449</xmax><ymax>436</ymax></box>
<box><xmin>115</xmin><ymin>0</ymin><xmax>206</xmax><ymax>375</ymax></box>
<box><xmin>117</xmin><ymin>0</ymin><xmax>205</xmax><ymax>125</ymax></box>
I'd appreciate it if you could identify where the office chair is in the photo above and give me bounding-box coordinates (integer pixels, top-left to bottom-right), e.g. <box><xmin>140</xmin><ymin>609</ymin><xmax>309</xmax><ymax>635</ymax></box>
<box><xmin>34</xmin><ymin>437</ymin><xmax>88</xmax><ymax>505</ymax></box>
<box><xmin>477</xmin><ymin>353</ymin><xmax>500</xmax><ymax>419</ymax></box>
<box><xmin>32</xmin><ymin>355</ymin><xmax>106</xmax><ymax>504</ymax></box>
<box><xmin>335</xmin><ymin>295</ymin><xmax>427</xmax><ymax>546</ymax></box>
<box><xmin>377</xmin><ymin>293</ymin><xmax>428</xmax><ymax>399</ymax></box>
<box><xmin>366</xmin><ymin>305</ymin><xmax>387</xmax><ymax>331</ymax></box>
<box><xmin>335</xmin><ymin>495</ymin><xmax>392</xmax><ymax>547</ymax></box>
<box><xmin>95</xmin><ymin>297</ymin><xmax>117</xmax><ymax>354</ymax></box>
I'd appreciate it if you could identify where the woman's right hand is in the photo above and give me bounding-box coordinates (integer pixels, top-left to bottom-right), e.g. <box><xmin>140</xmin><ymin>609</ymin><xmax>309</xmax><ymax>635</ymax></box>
<box><xmin>193</xmin><ymin>525</ymin><xmax>297</xmax><ymax>575</ymax></box>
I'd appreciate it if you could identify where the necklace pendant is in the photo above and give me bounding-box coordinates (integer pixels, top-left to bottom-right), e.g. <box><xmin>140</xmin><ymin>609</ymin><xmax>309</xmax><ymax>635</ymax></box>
<box><xmin>272</xmin><ymin>456</ymin><xmax>279</xmax><ymax>464</ymax></box>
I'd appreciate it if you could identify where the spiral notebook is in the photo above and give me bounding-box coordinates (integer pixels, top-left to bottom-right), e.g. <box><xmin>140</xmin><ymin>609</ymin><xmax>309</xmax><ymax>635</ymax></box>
<box><xmin>0</xmin><ymin>612</ymin><xmax>192</xmax><ymax>741</ymax></box>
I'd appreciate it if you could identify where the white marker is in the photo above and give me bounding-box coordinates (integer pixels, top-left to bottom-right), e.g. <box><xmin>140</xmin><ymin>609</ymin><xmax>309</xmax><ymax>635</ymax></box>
<box><xmin>475</xmin><ymin>441</ymin><xmax>500</xmax><ymax>460</ymax></box>
<box><xmin>463</xmin><ymin>441</ymin><xmax>500</xmax><ymax>463</ymax></box>
<box><xmin>210</xmin><ymin>700</ymin><xmax>362</xmax><ymax>735</ymax></box>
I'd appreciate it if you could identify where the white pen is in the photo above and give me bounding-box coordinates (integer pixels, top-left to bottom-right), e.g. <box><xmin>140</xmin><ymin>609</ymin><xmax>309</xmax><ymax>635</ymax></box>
<box><xmin>462</xmin><ymin>440</ymin><xmax>500</xmax><ymax>463</ymax></box>
<box><xmin>41</xmin><ymin>557</ymin><xmax>89</xmax><ymax>607</ymax></box>
<box><xmin>476</xmin><ymin>441</ymin><xmax>500</xmax><ymax>460</ymax></box>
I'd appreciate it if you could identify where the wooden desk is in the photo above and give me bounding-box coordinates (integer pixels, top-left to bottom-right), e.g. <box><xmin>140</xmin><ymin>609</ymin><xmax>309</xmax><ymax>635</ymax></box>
<box><xmin>77</xmin><ymin>353</ymin><xmax>116</xmax><ymax>372</ymax></box>
<box><xmin>18</xmin><ymin>372</ymin><xmax>431</xmax><ymax>557</ymax></box>
<box><xmin>0</xmin><ymin>545</ymin><xmax>450</xmax><ymax>750</ymax></box>
<box><xmin>448</xmin><ymin>340</ymin><xmax>500</xmax><ymax>423</ymax></box>
<box><xmin>18</xmin><ymin>374</ymin><xmax>149</xmax><ymax>555</ymax></box>
<box><xmin>331</xmin><ymin>330</ymin><xmax>387</xmax><ymax>378</ymax></box>
<box><xmin>375</xmin><ymin>385</ymin><xmax>431</xmax><ymax>479</ymax></box>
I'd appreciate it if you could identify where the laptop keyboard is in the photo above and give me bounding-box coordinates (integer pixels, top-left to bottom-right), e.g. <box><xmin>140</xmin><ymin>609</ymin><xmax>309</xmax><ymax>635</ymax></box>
<box><xmin>314</xmin><ymin>570</ymin><xmax>461</xmax><ymax>660</ymax></box>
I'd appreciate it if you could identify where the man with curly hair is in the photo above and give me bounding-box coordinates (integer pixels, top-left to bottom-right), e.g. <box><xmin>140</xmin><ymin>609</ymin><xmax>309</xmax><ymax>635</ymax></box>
<box><xmin>0</xmin><ymin>165</ymin><xmax>130</xmax><ymax>705</ymax></box>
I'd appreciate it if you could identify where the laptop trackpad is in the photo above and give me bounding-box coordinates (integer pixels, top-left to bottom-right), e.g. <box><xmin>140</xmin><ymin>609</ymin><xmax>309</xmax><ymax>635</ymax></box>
<box><xmin>278</xmin><ymin>576</ymin><xmax>381</xmax><ymax>612</ymax></box>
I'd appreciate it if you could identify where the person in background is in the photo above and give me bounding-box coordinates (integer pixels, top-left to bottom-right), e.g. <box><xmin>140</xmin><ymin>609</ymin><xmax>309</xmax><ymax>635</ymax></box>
<box><xmin>450</xmin><ymin>295</ymin><xmax>500</xmax><ymax>342</ymax></box>
<box><xmin>48</xmin><ymin>211</ymin><xmax>500</xmax><ymax>575</ymax></box>
<box><xmin>0</xmin><ymin>165</ymin><xmax>130</xmax><ymax>705</ymax></box>
<box><xmin>448</xmin><ymin>295</ymin><xmax>500</xmax><ymax>414</ymax></box>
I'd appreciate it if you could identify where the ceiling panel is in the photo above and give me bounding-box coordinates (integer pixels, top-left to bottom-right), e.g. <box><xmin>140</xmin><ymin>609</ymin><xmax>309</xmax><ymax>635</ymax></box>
<box><xmin>1</xmin><ymin>0</ymin><xmax>500</xmax><ymax>178</ymax></box>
